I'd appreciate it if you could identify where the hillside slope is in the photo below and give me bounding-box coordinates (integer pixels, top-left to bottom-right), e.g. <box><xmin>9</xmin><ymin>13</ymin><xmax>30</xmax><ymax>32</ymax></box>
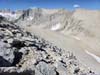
<box><xmin>0</xmin><ymin>8</ymin><xmax>100</xmax><ymax>74</ymax></box>
<box><xmin>0</xmin><ymin>15</ymin><xmax>97</xmax><ymax>75</ymax></box>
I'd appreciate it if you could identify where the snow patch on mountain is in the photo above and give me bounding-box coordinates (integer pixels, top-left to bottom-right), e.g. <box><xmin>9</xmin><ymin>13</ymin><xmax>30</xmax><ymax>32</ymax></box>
<box><xmin>72</xmin><ymin>36</ymin><xmax>81</xmax><ymax>40</ymax></box>
<box><xmin>0</xmin><ymin>13</ymin><xmax>17</xmax><ymax>18</ymax></box>
<box><xmin>27</xmin><ymin>16</ymin><xmax>33</xmax><ymax>21</ymax></box>
<box><xmin>51</xmin><ymin>23</ymin><xmax>61</xmax><ymax>31</ymax></box>
<box><xmin>85</xmin><ymin>50</ymin><xmax>100</xmax><ymax>63</ymax></box>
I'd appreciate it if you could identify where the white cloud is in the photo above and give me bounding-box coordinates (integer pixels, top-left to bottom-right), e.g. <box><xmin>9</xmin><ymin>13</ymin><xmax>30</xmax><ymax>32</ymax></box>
<box><xmin>73</xmin><ymin>4</ymin><xmax>80</xmax><ymax>8</ymax></box>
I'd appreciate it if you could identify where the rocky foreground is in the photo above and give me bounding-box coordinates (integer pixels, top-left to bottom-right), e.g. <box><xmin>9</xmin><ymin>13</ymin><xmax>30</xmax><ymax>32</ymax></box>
<box><xmin>0</xmin><ymin>16</ymin><xmax>97</xmax><ymax>75</ymax></box>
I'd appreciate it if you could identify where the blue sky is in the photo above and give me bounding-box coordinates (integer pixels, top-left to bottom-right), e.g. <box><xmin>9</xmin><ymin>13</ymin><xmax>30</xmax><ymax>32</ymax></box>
<box><xmin>0</xmin><ymin>0</ymin><xmax>100</xmax><ymax>10</ymax></box>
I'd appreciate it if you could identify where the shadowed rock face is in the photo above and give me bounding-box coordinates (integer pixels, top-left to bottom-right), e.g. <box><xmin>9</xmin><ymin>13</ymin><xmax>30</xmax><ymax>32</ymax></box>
<box><xmin>10</xmin><ymin>39</ymin><xmax>26</xmax><ymax>49</ymax></box>
<box><xmin>0</xmin><ymin>70</ymin><xmax>35</xmax><ymax>75</ymax></box>
<box><xmin>0</xmin><ymin>11</ymin><xmax>98</xmax><ymax>75</ymax></box>
<box><xmin>0</xmin><ymin>56</ymin><xmax>11</xmax><ymax>67</ymax></box>
<box><xmin>11</xmin><ymin>52</ymin><xmax>23</xmax><ymax>66</ymax></box>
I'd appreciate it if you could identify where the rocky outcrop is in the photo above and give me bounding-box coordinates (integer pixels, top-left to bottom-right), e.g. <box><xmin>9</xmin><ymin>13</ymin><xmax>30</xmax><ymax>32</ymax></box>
<box><xmin>0</xmin><ymin>9</ymin><xmax>22</xmax><ymax>21</ymax></box>
<box><xmin>10</xmin><ymin>8</ymin><xmax>71</xmax><ymax>30</ymax></box>
<box><xmin>0</xmin><ymin>15</ymin><xmax>97</xmax><ymax>75</ymax></box>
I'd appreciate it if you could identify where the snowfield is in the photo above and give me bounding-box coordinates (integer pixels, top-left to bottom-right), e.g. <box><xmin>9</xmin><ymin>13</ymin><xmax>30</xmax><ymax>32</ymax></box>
<box><xmin>51</xmin><ymin>23</ymin><xmax>61</xmax><ymax>31</ymax></box>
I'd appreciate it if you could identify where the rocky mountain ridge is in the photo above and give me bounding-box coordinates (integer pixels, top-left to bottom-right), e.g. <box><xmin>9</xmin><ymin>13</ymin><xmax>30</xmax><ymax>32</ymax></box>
<box><xmin>0</xmin><ymin>8</ymin><xmax>100</xmax><ymax>37</ymax></box>
<box><xmin>0</xmin><ymin>14</ymin><xmax>97</xmax><ymax>75</ymax></box>
<box><xmin>0</xmin><ymin>8</ymin><xmax>100</xmax><ymax>74</ymax></box>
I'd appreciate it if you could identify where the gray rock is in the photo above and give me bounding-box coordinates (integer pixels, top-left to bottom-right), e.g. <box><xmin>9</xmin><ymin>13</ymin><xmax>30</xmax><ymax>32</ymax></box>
<box><xmin>36</xmin><ymin>62</ymin><xmax>56</xmax><ymax>75</ymax></box>
<box><xmin>0</xmin><ymin>41</ymin><xmax>14</xmax><ymax>66</ymax></box>
<box><xmin>56</xmin><ymin>62</ymin><xmax>67</xmax><ymax>75</ymax></box>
